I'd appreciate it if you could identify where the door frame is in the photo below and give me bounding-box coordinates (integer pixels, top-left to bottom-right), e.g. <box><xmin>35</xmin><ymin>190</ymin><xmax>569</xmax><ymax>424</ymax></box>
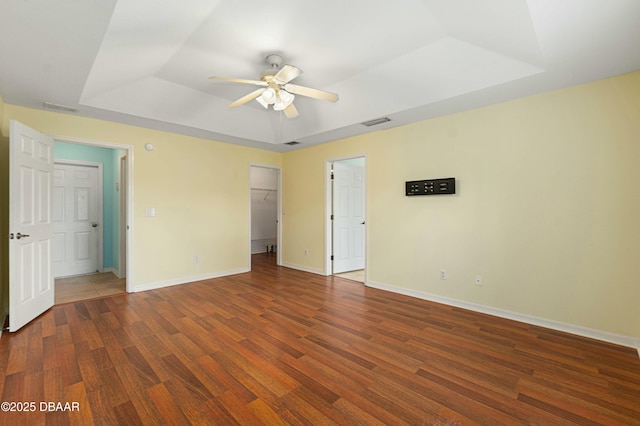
<box><xmin>324</xmin><ymin>154</ymin><xmax>368</xmax><ymax>279</ymax></box>
<box><xmin>248</xmin><ymin>164</ymin><xmax>282</xmax><ymax>268</ymax></box>
<box><xmin>118</xmin><ymin>153</ymin><xmax>127</xmax><ymax>279</ymax></box>
<box><xmin>53</xmin><ymin>159</ymin><xmax>104</xmax><ymax>276</ymax></box>
<box><xmin>51</xmin><ymin>135</ymin><xmax>134</xmax><ymax>293</ymax></box>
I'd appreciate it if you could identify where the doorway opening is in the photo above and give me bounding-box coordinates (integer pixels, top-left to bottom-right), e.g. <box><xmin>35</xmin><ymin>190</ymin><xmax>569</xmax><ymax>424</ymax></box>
<box><xmin>249</xmin><ymin>165</ymin><xmax>282</xmax><ymax>269</ymax></box>
<box><xmin>326</xmin><ymin>156</ymin><xmax>366</xmax><ymax>283</ymax></box>
<box><xmin>52</xmin><ymin>137</ymin><xmax>133</xmax><ymax>304</ymax></box>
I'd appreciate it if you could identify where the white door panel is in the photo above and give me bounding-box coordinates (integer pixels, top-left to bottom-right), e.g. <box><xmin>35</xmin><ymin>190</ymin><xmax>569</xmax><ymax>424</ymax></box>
<box><xmin>333</xmin><ymin>160</ymin><xmax>365</xmax><ymax>273</ymax></box>
<box><xmin>53</xmin><ymin>163</ymin><xmax>100</xmax><ymax>277</ymax></box>
<box><xmin>9</xmin><ymin>120</ymin><xmax>55</xmax><ymax>332</ymax></box>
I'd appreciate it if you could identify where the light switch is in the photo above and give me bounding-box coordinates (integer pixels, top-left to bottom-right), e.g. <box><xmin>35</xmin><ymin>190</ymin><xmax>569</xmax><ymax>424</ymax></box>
<box><xmin>145</xmin><ymin>208</ymin><xmax>156</xmax><ymax>217</ymax></box>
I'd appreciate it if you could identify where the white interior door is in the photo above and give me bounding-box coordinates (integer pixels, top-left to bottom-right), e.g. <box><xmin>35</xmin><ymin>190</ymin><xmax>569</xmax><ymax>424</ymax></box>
<box><xmin>53</xmin><ymin>163</ymin><xmax>100</xmax><ymax>277</ymax></box>
<box><xmin>332</xmin><ymin>160</ymin><xmax>365</xmax><ymax>273</ymax></box>
<box><xmin>9</xmin><ymin>120</ymin><xmax>55</xmax><ymax>332</ymax></box>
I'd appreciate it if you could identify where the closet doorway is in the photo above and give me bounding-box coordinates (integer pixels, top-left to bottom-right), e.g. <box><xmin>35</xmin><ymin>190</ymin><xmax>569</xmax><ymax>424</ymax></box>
<box><xmin>249</xmin><ymin>165</ymin><xmax>282</xmax><ymax>268</ymax></box>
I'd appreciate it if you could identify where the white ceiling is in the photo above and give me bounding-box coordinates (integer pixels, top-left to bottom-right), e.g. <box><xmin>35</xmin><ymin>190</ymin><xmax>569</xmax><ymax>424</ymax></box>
<box><xmin>1</xmin><ymin>0</ymin><xmax>639</xmax><ymax>152</ymax></box>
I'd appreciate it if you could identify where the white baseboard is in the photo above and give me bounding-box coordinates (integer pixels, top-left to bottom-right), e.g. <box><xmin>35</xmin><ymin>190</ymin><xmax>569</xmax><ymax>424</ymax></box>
<box><xmin>281</xmin><ymin>262</ymin><xmax>326</xmax><ymax>276</ymax></box>
<box><xmin>367</xmin><ymin>280</ymin><xmax>640</xmax><ymax>354</ymax></box>
<box><xmin>102</xmin><ymin>267</ymin><xmax>119</xmax><ymax>276</ymax></box>
<box><xmin>132</xmin><ymin>268</ymin><xmax>250</xmax><ymax>293</ymax></box>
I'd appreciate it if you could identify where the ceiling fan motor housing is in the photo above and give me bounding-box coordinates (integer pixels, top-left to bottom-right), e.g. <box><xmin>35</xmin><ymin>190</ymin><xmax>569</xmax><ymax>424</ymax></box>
<box><xmin>266</xmin><ymin>54</ymin><xmax>283</xmax><ymax>68</ymax></box>
<box><xmin>261</xmin><ymin>54</ymin><xmax>283</xmax><ymax>81</ymax></box>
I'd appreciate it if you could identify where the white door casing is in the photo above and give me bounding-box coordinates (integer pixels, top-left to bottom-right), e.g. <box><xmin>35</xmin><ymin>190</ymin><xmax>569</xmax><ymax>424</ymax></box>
<box><xmin>53</xmin><ymin>162</ymin><xmax>102</xmax><ymax>277</ymax></box>
<box><xmin>332</xmin><ymin>160</ymin><xmax>365</xmax><ymax>273</ymax></box>
<box><xmin>9</xmin><ymin>120</ymin><xmax>55</xmax><ymax>332</ymax></box>
<box><xmin>119</xmin><ymin>153</ymin><xmax>127</xmax><ymax>279</ymax></box>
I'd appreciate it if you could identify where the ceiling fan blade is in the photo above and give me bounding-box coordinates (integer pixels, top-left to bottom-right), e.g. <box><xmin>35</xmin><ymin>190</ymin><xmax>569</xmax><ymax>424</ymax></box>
<box><xmin>273</xmin><ymin>65</ymin><xmax>302</xmax><ymax>85</ymax></box>
<box><xmin>283</xmin><ymin>103</ymin><xmax>299</xmax><ymax>119</ymax></box>
<box><xmin>283</xmin><ymin>83</ymin><xmax>339</xmax><ymax>102</ymax></box>
<box><xmin>210</xmin><ymin>76</ymin><xmax>267</xmax><ymax>87</ymax></box>
<box><xmin>228</xmin><ymin>88</ymin><xmax>265</xmax><ymax>108</ymax></box>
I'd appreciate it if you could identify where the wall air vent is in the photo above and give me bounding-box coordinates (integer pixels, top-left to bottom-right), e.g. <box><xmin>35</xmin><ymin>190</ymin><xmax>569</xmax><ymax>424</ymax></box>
<box><xmin>42</xmin><ymin>102</ymin><xmax>79</xmax><ymax>113</ymax></box>
<box><xmin>361</xmin><ymin>117</ymin><xmax>391</xmax><ymax>127</ymax></box>
<box><xmin>285</xmin><ymin>141</ymin><xmax>301</xmax><ymax>146</ymax></box>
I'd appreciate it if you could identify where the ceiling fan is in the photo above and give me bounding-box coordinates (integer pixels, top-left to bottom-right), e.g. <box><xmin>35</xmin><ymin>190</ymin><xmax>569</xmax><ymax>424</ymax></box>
<box><xmin>209</xmin><ymin>54</ymin><xmax>339</xmax><ymax>118</ymax></box>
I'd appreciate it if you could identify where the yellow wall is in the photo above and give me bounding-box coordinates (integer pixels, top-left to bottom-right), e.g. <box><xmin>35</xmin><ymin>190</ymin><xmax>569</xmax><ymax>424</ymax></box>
<box><xmin>282</xmin><ymin>71</ymin><xmax>640</xmax><ymax>340</ymax></box>
<box><xmin>2</xmin><ymin>72</ymin><xmax>639</xmax><ymax>341</ymax></box>
<box><xmin>0</xmin><ymin>103</ymin><xmax>281</xmax><ymax>289</ymax></box>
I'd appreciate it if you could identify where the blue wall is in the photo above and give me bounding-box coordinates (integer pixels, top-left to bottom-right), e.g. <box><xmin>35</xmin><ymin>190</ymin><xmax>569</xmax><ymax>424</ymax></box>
<box><xmin>54</xmin><ymin>141</ymin><xmax>124</xmax><ymax>272</ymax></box>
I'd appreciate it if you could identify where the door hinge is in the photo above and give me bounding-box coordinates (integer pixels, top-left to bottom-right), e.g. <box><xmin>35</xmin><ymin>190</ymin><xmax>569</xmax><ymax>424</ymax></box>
<box><xmin>330</xmin><ymin>214</ymin><xmax>334</xmax><ymax>220</ymax></box>
<box><xmin>331</xmin><ymin>255</ymin><xmax>334</xmax><ymax>261</ymax></box>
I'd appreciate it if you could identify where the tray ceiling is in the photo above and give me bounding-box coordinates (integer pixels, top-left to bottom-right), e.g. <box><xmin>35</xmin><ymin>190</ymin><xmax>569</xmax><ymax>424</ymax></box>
<box><xmin>1</xmin><ymin>0</ymin><xmax>639</xmax><ymax>151</ymax></box>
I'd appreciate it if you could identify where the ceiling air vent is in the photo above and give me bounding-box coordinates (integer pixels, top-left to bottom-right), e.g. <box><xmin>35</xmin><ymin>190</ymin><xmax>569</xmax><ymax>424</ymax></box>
<box><xmin>361</xmin><ymin>117</ymin><xmax>391</xmax><ymax>127</ymax></box>
<box><xmin>285</xmin><ymin>141</ymin><xmax>301</xmax><ymax>146</ymax></box>
<box><xmin>43</xmin><ymin>102</ymin><xmax>79</xmax><ymax>113</ymax></box>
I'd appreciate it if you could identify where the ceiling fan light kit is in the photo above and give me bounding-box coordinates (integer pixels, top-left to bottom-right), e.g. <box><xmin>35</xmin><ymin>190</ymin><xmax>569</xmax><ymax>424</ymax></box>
<box><xmin>210</xmin><ymin>54</ymin><xmax>338</xmax><ymax>119</ymax></box>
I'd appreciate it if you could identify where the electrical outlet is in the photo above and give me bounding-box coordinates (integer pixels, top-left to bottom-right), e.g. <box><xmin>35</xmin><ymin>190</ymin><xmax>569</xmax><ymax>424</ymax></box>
<box><xmin>194</xmin><ymin>255</ymin><xmax>200</xmax><ymax>264</ymax></box>
<box><xmin>475</xmin><ymin>275</ymin><xmax>482</xmax><ymax>286</ymax></box>
<box><xmin>304</xmin><ymin>249</ymin><xmax>309</xmax><ymax>256</ymax></box>
<box><xmin>440</xmin><ymin>269</ymin><xmax>447</xmax><ymax>280</ymax></box>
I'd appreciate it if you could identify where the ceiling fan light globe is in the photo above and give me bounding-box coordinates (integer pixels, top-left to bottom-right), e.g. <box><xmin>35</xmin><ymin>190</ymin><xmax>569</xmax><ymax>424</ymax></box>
<box><xmin>256</xmin><ymin>96</ymin><xmax>269</xmax><ymax>109</ymax></box>
<box><xmin>262</xmin><ymin>88</ymin><xmax>275</xmax><ymax>101</ymax></box>
<box><xmin>274</xmin><ymin>99</ymin><xmax>287</xmax><ymax>111</ymax></box>
<box><xmin>280</xmin><ymin>90</ymin><xmax>294</xmax><ymax>104</ymax></box>
<box><xmin>274</xmin><ymin>91</ymin><xmax>295</xmax><ymax>111</ymax></box>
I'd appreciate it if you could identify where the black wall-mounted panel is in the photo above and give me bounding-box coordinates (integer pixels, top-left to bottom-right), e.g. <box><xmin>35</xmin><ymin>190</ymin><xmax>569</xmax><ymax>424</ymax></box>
<box><xmin>406</xmin><ymin>178</ymin><xmax>456</xmax><ymax>196</ymax></box>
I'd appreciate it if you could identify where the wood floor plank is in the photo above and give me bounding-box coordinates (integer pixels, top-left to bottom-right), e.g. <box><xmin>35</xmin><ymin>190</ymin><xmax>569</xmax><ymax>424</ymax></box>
<box><xmin>1</xmin><ymin>253</ymin><xmax>639</xmax><ymax>425</ymax></box>
<box><xmin>147</xmin><ymin>382</ymin><xmax>190</xmax><ymax>425</ymax></box>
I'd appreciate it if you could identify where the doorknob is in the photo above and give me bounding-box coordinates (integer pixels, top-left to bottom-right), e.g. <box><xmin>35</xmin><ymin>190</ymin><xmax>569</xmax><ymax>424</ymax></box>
<box><xmin>92</xmin><ymin>223</ymin><xmax>99</xmax><ymax>228</ymax></box>
<box><xmin>16</xmin><ymin>232</ymin><xmax>30</xmax><ymax>239</ymax></box>
<box><xmin>361</xmin><ymin>221</ymin><xmax>366</xmax><ymax>225</ymax></box>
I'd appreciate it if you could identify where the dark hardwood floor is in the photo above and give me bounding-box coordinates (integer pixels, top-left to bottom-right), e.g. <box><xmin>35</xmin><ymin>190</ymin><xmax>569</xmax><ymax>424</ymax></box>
<box><xmin>1</xmin><ymin>253</ymin><xmax>639</xmax><ymax>425</ymax></box>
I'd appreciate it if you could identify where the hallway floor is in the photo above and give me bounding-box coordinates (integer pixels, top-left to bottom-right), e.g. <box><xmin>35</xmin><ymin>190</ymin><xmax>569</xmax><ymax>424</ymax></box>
<box><xmin>55</xmin><ymin>272</ymin><xmax>126</xmax><ymax>304</ymax></box>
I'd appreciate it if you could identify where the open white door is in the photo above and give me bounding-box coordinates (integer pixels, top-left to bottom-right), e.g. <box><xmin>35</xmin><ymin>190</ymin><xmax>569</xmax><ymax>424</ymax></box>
<box><xmin>332</xmin><ymin>160</ymin><xmax>365</xmax><ymax>273</ymax></box>
<box><xmin>9</xmin><ymin>120</ymin><xmax>55</xmax><ymax>332</ymax></box>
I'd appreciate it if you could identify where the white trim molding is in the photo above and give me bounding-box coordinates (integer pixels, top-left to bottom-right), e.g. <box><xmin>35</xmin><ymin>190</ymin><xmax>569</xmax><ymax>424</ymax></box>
<box><xmin>132</xmin><ymin>268</ymin><xmax>250</xmax><ymax>293</ymax></box>
<box><xmin>367</xmin><ymin>280</ymin><xmax>640</xmax><ymax>356</ymax></box>
<box><xmin>281</xmin><ymin>262</ymin><xmax>326</xmax><ymax>276</ymax></box>
<box><xmin>102</xmin><ymin>267</ymin><xmax>120</xmax><ymax>277</ymax></box>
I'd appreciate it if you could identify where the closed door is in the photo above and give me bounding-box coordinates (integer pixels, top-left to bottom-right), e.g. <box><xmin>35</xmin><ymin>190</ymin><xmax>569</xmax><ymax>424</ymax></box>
<box><xmin>9</xmin><ymin>120</ymin><xmax>55</xmax><ymax>332</ymax></box>
<box><xmin>332</xmin><ymin>160</ymin><xmax>365</xmax><ymax>273</ymax></box>
<box><xmin>53</xmin><ymin>163</ymin><xmax>101</xmax><ymax>277</ymax></box>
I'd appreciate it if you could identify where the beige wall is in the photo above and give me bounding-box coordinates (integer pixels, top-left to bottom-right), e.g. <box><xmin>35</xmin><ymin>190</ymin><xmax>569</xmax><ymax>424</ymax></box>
<box><xmin>1</xmin><ymin>103</ymin><xmax>281</xmax><ymax>289</ymax></box>
<box><xmin>282</xmin><ymin>71</ymin><xmax>640</xmax><ymax>340</ymax></box>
